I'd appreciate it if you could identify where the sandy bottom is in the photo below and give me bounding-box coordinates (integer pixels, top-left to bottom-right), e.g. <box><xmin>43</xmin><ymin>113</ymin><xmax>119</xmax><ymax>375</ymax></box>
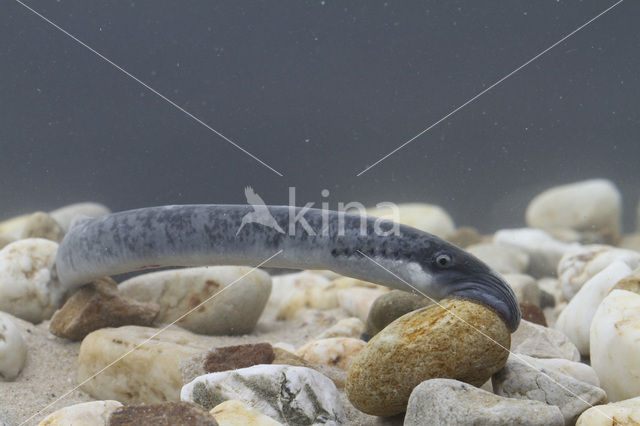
<box><xmin>0</xmin><ymin>298</ymin><xmax>402</xmax><ymax>425</ymax></box>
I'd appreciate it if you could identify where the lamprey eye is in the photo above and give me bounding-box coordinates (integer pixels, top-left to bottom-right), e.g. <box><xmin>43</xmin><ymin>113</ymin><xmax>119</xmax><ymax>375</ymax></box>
<box><xmin>434</xmin><ymin>251</ymin><xmax>453</xmax><ymax>268</ymax></box>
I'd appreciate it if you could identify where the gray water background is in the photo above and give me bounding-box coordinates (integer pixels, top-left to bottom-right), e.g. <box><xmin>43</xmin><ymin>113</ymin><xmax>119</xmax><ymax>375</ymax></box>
<box><xmin>1</xmin><ymin>1</ymin><xmax>639</xmax><ymax>232</ymax></box>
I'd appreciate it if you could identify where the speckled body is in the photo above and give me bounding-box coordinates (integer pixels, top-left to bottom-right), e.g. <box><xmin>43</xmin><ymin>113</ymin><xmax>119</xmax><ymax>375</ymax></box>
<box><xmin>55</xmin><ymin>204</ymin><xmax>521</xmax><ymax>331</ymax></box>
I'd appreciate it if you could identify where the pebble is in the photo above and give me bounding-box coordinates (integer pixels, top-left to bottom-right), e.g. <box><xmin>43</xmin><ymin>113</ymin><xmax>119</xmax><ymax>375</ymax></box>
<box><xmin>444</xmin><ymin>226</ymin><xmax>483</xmax><ymax>248</ymax></box>
<box><xmin>0</xmin><ymin>238</ymin><xmax>64</xmax><ymax>323</ymax></box>
<box><xmin>492</xmin><ymin>354</ymin><xmax>606</xmax><ymax>424</ymax></box>
<box><xmin>362</xmin><ymin>290</ymin><xmax>431</xmax><ymax>340</ymax></box>
<box><xmin>557</xmin><ymin>244</ymin><xmax>640</xmax><ymax>301</ymax></box>
<box><xmin>466</xmin><ymin>242</ymin><xmax>529</xmax><ymax>274</ymax></box>
<box><xmin>119</xmin><ymin>266</ymin><xmax>271</xmax><ymax>335</ymax></box>
<box><xmin>0</xmin><ymin>312</ymin><xmax>27</xmax><ymax>381</ymax></box>
<box><xmin>49</xmin><ymin>277</ymin><xmax>160</xmax><ymax>341</ymax></box>
<box><xmin>270</xmin><ymin>271</ymin><xmax>332</xmax><ymax>320</ymax></box>
<box><xmin>503</xmin><ymin>273</ymin><xmax>541</xmax><ymax>306</ymax></box>
<box><xmin>366</xmin><ymin>202</ymin><xmax>455</xmax><ymax>238</ymax></box>
<box><xmin>180</xmin><ymin>343</ymin><xmax>275</xmax><ymax>383</ymax></box>
<box><xmin>336</xmin><ymin>286</ymin><xmax>387</xmax><ymax>322</ymax></box>
<box><xmin>181</xmin><ymin>364</ymin><xmax>346</xmax><ymax>424</ymax></box>
<box><xmin>609</xmin><ymin>266</ymin><xmax>640</xmax><ymax>294</ymax></box>
<box><xmin>346</xmin><ymin>299</ymin><xmax>510</xmax><ymax>416</ymax></box>
<box><xmin>555</xmin><ymin>260</ymin><xmax>632</xmax><ymax>355</ymax></box>
<box><xmin>405</xmin><ymin>378</ymin><xmax>564</xmax><ymax>426</ymax></box>
<box><xmin>525</xmin><ymin>179</ymin><xmax>622</xmax><ymax>242</ymax></box>
<box><xmin>21</xmin><ymin>212</ymin><xmax>65</xmax><ymax>242</ymax></box>
<box><xmin>37</xmin><ymin>400</ymin><xmax>122</xmax><ymax>425</ymax></box>
<box><xmin>590</xmin><ymin>289</ymin><xmax>640</xmax><ymax>402</ymax></box>
<box><xmin>512</xmin><ymin>354</ymin><xmax>600</xmax><ymax>387</ymax></box>
<box><xmin>315</xmin><ymin>317</ymin><xmax>364</xmax><ymax>340</ymax></box>
<box><xmin>108</xmin><ymin>401</ymin><xmax>217</xmax><ymax>426</ymax></box>
<box><xmin>295</xmin><ymin>337</ymin><xmax>366</xmax><ymax>371</ymax></box>
<box><xmin>0</xmin><ymin>213</ymin><xmax>31</xmax><ymax>240</ymax></box>
<box><xmin>519</xmin><ymin>302</ymin><xmax>547</xmax><ymax>326</ymax></box>
<box><xmin>511</xmin><ymin>319</ymin><xmax>580</xmax><ymax>361</ymax></box>
<box><xmin>210</xmin><ymin>399</ymin><xmax>282</xmax><ymax>425</ymax></box>
<box><xmin>576</xmin><ymin>396</ymin><xmax>640</xmax><ymax>425</ymax></box>
<box><xmin>494</xmin><ymin>228</ymin><xmax>578</xmax><ymax>278</ymax></box>
<box><xmin>48</xmin><ymin>202</ymin><xmax>110</xmax><ymax>232</ymax></box>
<box><xmin>78</xmin><ymin>325</ymin><xmax>210</xmax><ymax>404</ymax></box>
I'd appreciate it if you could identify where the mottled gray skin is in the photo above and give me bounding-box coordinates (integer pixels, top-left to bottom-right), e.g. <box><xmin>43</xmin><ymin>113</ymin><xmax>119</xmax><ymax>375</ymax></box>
<box><xmin>55</xmin><ymin>204</ymin><xmax>520</xmax><ymax>331</ymax></box>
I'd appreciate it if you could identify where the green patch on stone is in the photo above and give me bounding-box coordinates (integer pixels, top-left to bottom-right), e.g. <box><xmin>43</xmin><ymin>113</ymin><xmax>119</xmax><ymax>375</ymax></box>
<box><xmin>191</xmin><ymin>381</ymin><xmax>227</xmax><ymax>410</ymax></box>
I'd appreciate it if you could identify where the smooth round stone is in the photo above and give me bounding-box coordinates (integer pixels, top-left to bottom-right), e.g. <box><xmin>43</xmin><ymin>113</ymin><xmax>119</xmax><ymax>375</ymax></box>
<box><xmin>37</xmin><ymin>400</ymin><xmax>122</xmax><ymax>425</ymax></box>
<box><xmin>119</xmin><ymin>266</ymin><xmax>271</xmax><ymax>335</ymax></box>
<box><xmin>316</xmin><ymin>317</ymin><xmax>364</xmax><ymax>340</ymax></box>
<box><xmin>366</xmin><ymin>202</ymin><xmax>455</xmax><ymax>238</ymax></box>
<box><xmin>346</xmin><ymin>299</ymin><xmax>510</xmax><ymax>416</ymax></box>
<box><xmin>466</xmin><ymin>243</ymin><xmax>529</xmax><ymax>275</ymax></box>
<box><xmin>555</xmin><ymin>260</ymin><xmax>632</xmax><ymax>355</ymax></box>
<box><xmin>21</xmin><ymin>212</ymin><xmax>65</xmax><ymax>242</ymax></box>
<box><xmin>525</xmin><ymin>179</ymin><xmax>622</xmax><ymax>241</ymax></box>
<box><xmin>576</xmin><ymin>396</ymin><xmax>640</xmax><ymax>425</ymax></box>
<box><xmin>295</xmin><ymin>337</ymin><xmax>366</xmax><ymax>371</ymax></box>
<box><xmin>558</xmin><ymin>245</ymin><xmax>640</xmax><ymax>301</ymax></box>
<box><xmin>0</xmin><ymin>313</ymin><xmax>27</xmax><ymax>381</ymax></box>
<box><xmin>0</xmin><ymin>238</ymin><xmax>64</xmax><ymax>323</ymax></box>
<box><xmin>0</xmin><ymin>213</ymin><xmax>30</xmax><ymax>240</ymax></box>
<box><xmin>48</xmin><ymin>202</ymin><xmax>110</xmax><ymax>232</ymax></box>
<box><xmin>362</xmin><ymin>290</ymin><xmax>431</xmax><ymax>339</ymax></box>
<box><xmin>493</xmin><ymin>228</ymin><xmax>578</xmax><ymax>278</ymax></box>
<box><xmin>590</xmin><ymin>290</ymin><xmax>640</xmax><ymax>402</ymax></box>
<box><xmin>502</xmin><ymin>274</ymin><xmax>541</xmax><ymax>306</ymax></box>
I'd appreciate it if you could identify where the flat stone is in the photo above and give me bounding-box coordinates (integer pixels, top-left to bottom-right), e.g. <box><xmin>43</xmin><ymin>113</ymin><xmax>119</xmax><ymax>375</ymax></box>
<box><xmin>0</xmin><ymin>238</ymin><xmax>64</xmax><ymax>323</ymax></box>
<box><xmin>0</xmin><ymin>312</ymin><xmax>27</xmax><ymax>381</ymax></box>
<box><xmin>78</xmin><ymin>325</ymin><xmax>210</xmax><ymax>404</ymax></box>
<box><xmin>405</xmin><ymin>378</ymin><xmax>564</xmax><ymax>426</ymax></box>
<box><xmin>119</xmin><ymin>266</ymin><xmax>271</xmax><ymax>335</ymax></box>
<box><xmin>336</xmin><ymin>286</ymin><xmax>387</xmax><ymax>322</ymax></box>
<box><xmin>590</xmin><ymin>290</ymin><xmax>640</xmax><ymax>402</ymax></box>
<box><xmin>517</xmin><ymin>355</ymin><xmax>600</xmax><ymax>387</ymax></box>
<box><xmin>557</xmin><ymin>245</ymin><xmax>640</xmax><ymax>301</ymax></box>
<box><xmin>49</xmin><ymin>277</ymin><xmax>159</xmax><ymax>341</ymax></box>
<box><xmin>492</xmin><ymin>354</ymin><xmax>606</xmax><ymax>424</ymax></box>
<box><xmin>362</xmin><ymin>290</ymin><xmax>431</xmax><ymax>340</ymax></box>
<box><xmin>346</xmin><ymin>299</ymin><xmax>510</xmax><ymax>416</ymax></box>
<box><xmin>555</xmin><ymin>260</ymin><xmax>632</xmax><ymax>355</ymax></box>
<box><xmin>210</xmin><ymin>400</ymin><xmax>282</xmax><ymax>425</ymax></box>
<box><xmin>512</xmin><ymin>319</ymin><xmax>580</xmax><ymax>361</ymax></box>
<box><xmin>181</xmin><ymin>364</ymin><xmax>346</xmax><ymax>425</ymax></box>
<box><xmin>295</xmin><ymin>337</ymin><xmax>366</xmax><ymax>371</ymax></box>
<box><xmin>576</xmin><ymin>396</ymin><xmax>640</xmax><ymax>425</ymax></box>
<box><xmin>108</xmin><ymin>401</ymin><xmax>217</xmax><ymax>425</ymax></box>
<box><xmin>38</xmin><ymin>400</ymin><xmax>122</xmax><ymax>426</ymax></box>
<box><xmin>180</xmin><ymin>343</ymin><xmax>275</xmax><ymax>383</ymax></box>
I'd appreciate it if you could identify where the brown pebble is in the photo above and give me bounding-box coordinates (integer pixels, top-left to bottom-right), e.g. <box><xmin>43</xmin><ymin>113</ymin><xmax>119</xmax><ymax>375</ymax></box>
<box><xmin>204</xmin><ymin>343</ymin><xmax>275</xmax><ymax>373</ymax></box>
<box><xmin>108</xmin><ymin>401</ymin><xmax>217</xmax><ymax>426</ymax></box>
<box><xmin>50</xmin><ymin>277</ymin><xmax>160</xmax><ymax>340</ymax></box>
<box><xmin>519</xmin><ymin>302</ymin><xmax>547</xmax><ymax>327</ymax></box>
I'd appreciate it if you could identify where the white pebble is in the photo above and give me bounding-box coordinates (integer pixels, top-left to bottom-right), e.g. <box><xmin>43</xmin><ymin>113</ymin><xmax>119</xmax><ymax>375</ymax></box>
<box><xmin>0</xmin><ymin>312</ymin><xmax>27</xmax><ymax>381</ymax></box>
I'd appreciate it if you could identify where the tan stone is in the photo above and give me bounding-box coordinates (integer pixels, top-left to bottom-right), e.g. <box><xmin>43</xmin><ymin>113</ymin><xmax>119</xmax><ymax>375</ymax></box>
<box><xmin>346</xmin><ymin>299</ymin><xmax>510</xmax><ymax>416</ymax></box>
<box><xmin>210</xmin><ymin>400</ymin><xmax>282</xmax><ymax>425</ymax></box>
<box><xmin>37</xmin><ymin>400</ymin><xmax>122</xmax><ymax>425</ymax></box>
<box><xmin>78</xmin><ymin>325</ymin><xmax>209</xmax><ymax>404</ymax></box>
